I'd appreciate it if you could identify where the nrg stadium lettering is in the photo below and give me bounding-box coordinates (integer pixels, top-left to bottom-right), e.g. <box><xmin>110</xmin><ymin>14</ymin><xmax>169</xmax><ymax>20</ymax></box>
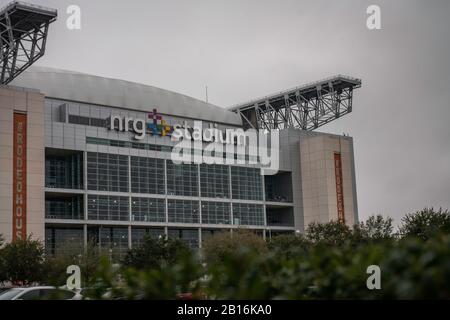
<box><xmin>108</xmin><ymin>109</ymin><xmax>173</xmax><ymax>140</ymax></box>
<box><xmin>108</xmin><ymin>108</ymin><xmax>241</xmax><ymax>145</ymax></box>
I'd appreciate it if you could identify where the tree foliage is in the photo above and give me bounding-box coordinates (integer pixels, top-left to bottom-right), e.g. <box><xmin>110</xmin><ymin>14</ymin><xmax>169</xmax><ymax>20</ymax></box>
<box><xmin>122</xmin><ymin>236</ymin><xmax>189</xmax><ymax>271</ymax></box>
<box><xmin>352</xmin><ymin>214</ymin><xmax>394</xmax><ymax>244</ymax></box>
<box><xmin>2</xmin><ymin>208</ymin><xmax>450</xmax><ymax>299</ymax></box>
<box><xmin>0</xmin><ymin>237</ymin><xmax>46</xmax><ymax>286</ymax></box>
<box><xmin>267</xmin><ymin>234</ymin><xmax>310</xmax><ymax>259</ymax></box>
<box><xmin>399</xmin><ymin>208</ymin><xmax>450</xmax><ymax>240</ymax></box>
<box><xmin>306</xmin><ymin>220</ymin><xmax>352</xmax><ymax>246</ymax></box>
<box><xmin>43</xmin><ymin>241</ymin><xmax>103</xmax><ymax>287</ymax></box>
<box><xmin>202</xmin><ymin>229</ymin><xmax>267</xmax><ymax>265</ymax></box>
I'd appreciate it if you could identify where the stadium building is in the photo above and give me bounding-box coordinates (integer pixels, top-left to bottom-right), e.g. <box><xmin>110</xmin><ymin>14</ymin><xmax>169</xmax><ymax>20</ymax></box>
<box><xmin>0</xmin><ymin>2</ymin><xmax>361</xmax><ymax>257</ymax></box>
<box><xmin>0</xmin><ymin>67</ymin><xmax>360</xmax><ymax>256</ymax></box>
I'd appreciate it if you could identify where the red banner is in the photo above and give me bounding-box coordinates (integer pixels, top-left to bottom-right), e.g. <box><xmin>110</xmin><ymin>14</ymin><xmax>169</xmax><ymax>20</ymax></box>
<box><xmin>13</xmin><ymin>112</ymin><xmax>27</xmax><ymax>241</ymax></box>
<box><xmin>334</xmin><ymin>153</ymin><xmax>345</xmax><ymax>224</ymax></box>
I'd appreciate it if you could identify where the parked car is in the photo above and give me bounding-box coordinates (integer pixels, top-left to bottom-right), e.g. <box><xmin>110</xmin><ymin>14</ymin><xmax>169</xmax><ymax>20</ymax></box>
<box><xmin>0</xmin><ymin>287</ymin><xmax>13</xmax><ymax>295</ymax></box>
<box><xmin>0</xmin><ymin>286</ymin><xmax>82</xmax><ymax>300</ymax></box>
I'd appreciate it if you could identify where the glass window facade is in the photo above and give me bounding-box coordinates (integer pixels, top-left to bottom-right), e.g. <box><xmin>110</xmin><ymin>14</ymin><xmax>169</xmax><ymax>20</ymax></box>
<box><xmin>231</xmin><ymin>166</ymin><xmax>263</xmax><ymax>200</ymax></box>
<box><xmin>131</xmin><ymin>197</ymin><xmax>166</xmax><ymax>222</ymax></box>
<box><xmin>45</xmin><ymin>196</ymin><xmax>83</xmax><ymax>220</ymax></box>
<box><xmin>41</xmin><ymin>98</ymin><xmax>305</xmax><ymax>255</ymax></box>
<box><xmin>232</xmin><ymin>203</ymin><xmax>264</xmax><ymax>226</ymax></box>
<box><xmin>45</xmin><ymin>227</ymin><xmax>84</xmax><ymax>256</ymax></box>
<box><xmin>87</xmin><ymin>137</ymin><xmax>173</xmax><ymax>153</ymax></box>
<box><xmin>201</xmin><ymin>201</ymin><xmax>231</xmax><ymax>225</ymax></box>
<box><xmin>166</xmin><ymin>162</ymin><xmax>198</xmax><ymax>196</ymax></box>
<box><xmin>87</xmin><ymin>152</ymin><xmax>129</xmax><ymax>192</ymax></box>
<box><xmin>168</xmin><ymin>228</ymin><xmax>199</xmax><ymax>249</ymax></box>
<box><xmin>45</xmin><ymin>153</ymin><xmax>83</xmax><ymax>189</ymax></box>
<box><xmin>87</xmin><ymin>195</ymin><xmax>129</xmax><ymax>221</ymax></box>
<box><xmin>200</xmin><ymin>164</ymin><xmax>229</xmax><ymax>199</ymax></box>
<box><xmin>87</xmin><ymin>226</ymin><xmax>129</xmax><ymax>260</ymax></box>
<box><xmin>68</xmin><ymin>115</ymin><xmax>107</xmax><ymax>127</ymax></box>
<box><xmin>168</xmin><ymin>199</ymin><xmax>199</xmax><ymax>224</ymax></box>
<box><xmin>130</xmin><ymin>156</ymin><xmax>165</xmax><ymax>195</ymax></box>
<box><xmin>201</xmin><ymin>228</ymin><xmax>228</xmax><ymax>244</ymax></box>
<box><xmin>131</xmin><ymin>227</ymin><xmax>165</xmax><ymax>247</ymax></box>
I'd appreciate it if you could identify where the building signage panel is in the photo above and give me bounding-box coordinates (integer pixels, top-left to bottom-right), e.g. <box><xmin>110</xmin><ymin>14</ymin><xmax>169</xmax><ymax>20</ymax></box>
<box><xmin>334</xmin><ymin>153</ymin><xmax>345</xmax><ymax>224</ymax></box>
<box><xmin>13</xmin><ymin>112</ymin><xmax>27</xmax><ymax>241</ymax></box>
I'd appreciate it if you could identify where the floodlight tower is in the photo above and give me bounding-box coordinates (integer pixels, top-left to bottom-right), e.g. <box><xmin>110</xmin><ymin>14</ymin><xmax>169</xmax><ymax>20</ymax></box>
<box><xmin>229</xmin><ymin>75</ymin><xmax>362</xmax><ymax>131</ymax></box>
<box><xmin>0</xmin><ymin>1</ymin><xmax>57</xmax><ymax>85</ymax></box>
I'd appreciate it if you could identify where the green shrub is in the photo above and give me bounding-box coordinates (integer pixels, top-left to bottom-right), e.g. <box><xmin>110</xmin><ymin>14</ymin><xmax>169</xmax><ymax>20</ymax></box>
<box><xmin>0</xmin><ymin>237</ymin><xmax>46</xmax><ymax>286</ymax></box>
<box><xmin>352</xmin><ymin>214</ymin><xmax>395</xmax><ymax>245</ymax></box>
<box><xmin>206</xmin><ymin>234</ymin><xmax>450</xmax><ymax>299</ymax></box>
<box><xmin>43</xmin><ymin>241</ymin><xmax>103</xmax><ymax>287</ymax></box>
<box><xmin>399</xmin><ymin>207</ymin><xmax>450</xmax><ymax>240</ymax></box>
<box><xmin>268</xmin><ymin>234</ymin><xmax>310</xmax><ymax>259</ymax></box>
<box><xmin>306</xmin><ymin>220</ymin><xmax>352</xmax><ymax>246</ymax></box>
<box><xmin>122</xmin><ymin>236</ymin><xmax>189</xmax><ymax>271</ymax></box>
<box><xmin>202</xmin><ymin>229</ymin><xmax>267</xmax><ymax>265</ymax></box>
<box><xmin>85</xmin><ymin>252</ymin><xmax>204</xmax><ymax>300</ymax></box>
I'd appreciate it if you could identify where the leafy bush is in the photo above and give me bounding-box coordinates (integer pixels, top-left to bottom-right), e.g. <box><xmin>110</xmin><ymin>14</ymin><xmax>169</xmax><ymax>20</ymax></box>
<box><xmin>206</xmin><ymin>234</ymin><xmax>450</xmax><ymax>299</ymax></box>
<box><xmin>2</xmin><ymin>209</ymin><xmax>450</xmax><ymax>299</ymax></box>
<box><xmin>306</xmin><ymin>220</ymin><xmax>352</xmax><ymax>246</ymax></box>
<box><xmin>268</xmin><ymin>234</ymin><xmax>310</xmax><ymax>259</ymax></box>
<box><xmin>0</xmin><ymin>237</ymin><xmax>46</xmax><ymax>286</ymax></box>
<box><xmin>43</xmin><ymin>241</ymin><xmax>103</xmax><ymax>287</ymax></box>
<box><xmin>86</xmin><ymin>253</ymin><xmax>204</xmax><ymax>300</ymax></box>
<box><xmin>122</xmin><ymin>236</ymin><xmax>189</xmax><ymax>271</ymax></box>
<box><xmin>82</xmin><ymin>232</ymin><xmax>450</xmax><ymax>299</ymax></box>
<box><xmin>399</xmin><ymin>208</ymin><xmax>450</xmax><ymax>240</ymax></box>
<box><xmin>352</xmin><ymin>214</ymin><xmax>395</xmax><ymax>244</ymax></box>
<box><xmin>202</xmin><ymin>229</ymin><xmax>267</xmax><ymax>265</ymax></box>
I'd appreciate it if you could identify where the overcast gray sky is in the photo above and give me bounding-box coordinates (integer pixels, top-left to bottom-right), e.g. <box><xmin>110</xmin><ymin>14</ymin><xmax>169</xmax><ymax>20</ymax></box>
<box><xmin>6</xmin><ymin>0</ymin><xmax>450</xmax><ymax>225</ymax></box>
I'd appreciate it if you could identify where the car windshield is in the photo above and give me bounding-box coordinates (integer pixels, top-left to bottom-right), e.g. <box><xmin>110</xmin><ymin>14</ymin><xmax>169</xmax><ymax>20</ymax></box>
<box><xmin>0</xmin><ymin>288</ymin><xmax>24</xmax><ymax>300</ymax></box>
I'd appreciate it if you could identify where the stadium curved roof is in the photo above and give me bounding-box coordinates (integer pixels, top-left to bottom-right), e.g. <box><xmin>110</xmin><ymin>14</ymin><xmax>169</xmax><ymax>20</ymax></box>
<box><xmin>11</xmin><ymin>66</ymin><xmax>242</xmax><ymax>126</ymax></box>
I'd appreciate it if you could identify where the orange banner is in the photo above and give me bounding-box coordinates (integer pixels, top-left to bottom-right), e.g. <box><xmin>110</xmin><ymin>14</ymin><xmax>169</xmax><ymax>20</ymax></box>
<box><xmin>334</xmin><ymin>153</ymin><xmax>345</xmax><ymax>224</ymax></box>
<box><xmin>13</xmin><ymin>112</ymin><xmax>27</xmax><ymax>241</ymax></box>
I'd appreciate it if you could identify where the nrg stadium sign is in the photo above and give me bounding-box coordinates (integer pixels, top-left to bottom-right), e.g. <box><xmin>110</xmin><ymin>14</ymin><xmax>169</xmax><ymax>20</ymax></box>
<box><xmin>108</xmin><ymin>108</ymin><xmax>245</xmax><ymax>146</ymax></box>
<box><xmin>108</xmin><ymin>108</ymin><xmax>280</xmax><ymax>173</ymax></box>
<box><xmin>108</xmin><ymin>109</ymin><xmax>173</xmax><ymax>140</ymax></box>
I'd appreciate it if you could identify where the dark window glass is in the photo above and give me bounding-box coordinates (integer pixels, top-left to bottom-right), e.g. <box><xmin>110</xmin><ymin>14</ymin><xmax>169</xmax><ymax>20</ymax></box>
<box><xmin>130</xmin><ymin>157</ymin><xmax>165</xmax><ymax>195</ymax></box>
<box><xmin>45</xmin><ymin>153</ymin><xmax>83</xmax><ymax>189</ymax></box>
<box><xmin>232</xmin><ymin>203</ymin><xmax>264</xmax><ymax>226</ymax></box>
<box><xmin>201</xmin><ymin>201</ymin><xmax>231</xmax><ymax>225</ymax></box>
<box><xmin>166</xmin><ymin>162</ymin><xmax>198</xmax><ymax>197</ymax></box>
<box><xmin>45</xmin><ymin>227</ymin><xmax>84</xmax><ymax>256</ymax></box>
<box><xmin>87</xmin><ymin>195</ymin><xmax>129</xmax><ymax>221</ymax></box>
<box><xmin>131</xmin><ymin>197</ymin><xmax>166</xmax><ymax>222</ymax></box>
<box><xmin>131</xmin><ymin>228</ymin><xmax>165</xmax><ymax>247</ymax></box>
<box><xmin>231</xmin><ymin>166</ymin><xmax>263</xmax><ymax>201</ymax></box>
<box><xmin>87</xmin><ymin>226</ymin><xmax>129</xmax><ymax>260</ymax></box>
<box><xmin>68</xmin><ymin>115</ymin><xmax>90</xmax><ymax>125</ymax></box>
<box><xmin>200</xmin><ymin>164</ymin><xmax>230</xmax><ymax>199</ymax></box>
<box><xmin>87</xmin><ymin>152</ymin><xmax>129</xmax><ymax>192</ymax></box>
<box><xmin>19</xmin><ymin>289</ymin><xmax>40</xmax><ymax>300</ymax></box>
<box><xmin>90</xmin><ymin>118</ymin><xmax>107</xmax><ymax>127</ymax></box>
<box><xmin>168</xmin><ymin>228</ymin><xmax>199</xmax><ymax>249</ymax></box>
<box><xmin>45</xmin><ymin>196</ymin><xmax>83</xmax><ymax>220</ymax></box>
<box><xmin>168</xmin><ymin>199</ymin><xmax>199</xmax><ymax>224</ymax></box>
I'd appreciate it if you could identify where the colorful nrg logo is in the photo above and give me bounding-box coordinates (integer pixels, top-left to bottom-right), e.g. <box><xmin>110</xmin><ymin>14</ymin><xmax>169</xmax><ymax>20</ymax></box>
<box><xmin>109</xmin><ymin>109</ymin><xmax>173</xmax><ymax>140</ymax></box>
<box><xmin>147</xmin><ymin>109</ymin><xmax>173</xmax><ymax>137</ymax></box>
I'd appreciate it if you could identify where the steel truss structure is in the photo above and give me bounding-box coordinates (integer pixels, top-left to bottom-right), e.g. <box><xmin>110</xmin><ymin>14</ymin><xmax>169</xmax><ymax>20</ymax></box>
<box><xmin>229</xmin><ymin>75</ymin><xmax>362</xmax><ymax>131</ymax></box>
<box><xmin>0</xmin><ymin>1</ymin><xmax>57</xmax><ymax>85</ymax></box>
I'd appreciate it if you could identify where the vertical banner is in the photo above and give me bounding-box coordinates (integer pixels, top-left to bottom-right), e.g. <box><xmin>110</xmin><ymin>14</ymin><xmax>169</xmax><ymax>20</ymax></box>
<box><xmin>13</xmin><ymin>112</ymin><xmax>27</xmax><ymax>241</ymax></box>
<box><xmin>334</xmin><ymin>153</ymin><xmax>345</xmax><ymax>224</ymax></box>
